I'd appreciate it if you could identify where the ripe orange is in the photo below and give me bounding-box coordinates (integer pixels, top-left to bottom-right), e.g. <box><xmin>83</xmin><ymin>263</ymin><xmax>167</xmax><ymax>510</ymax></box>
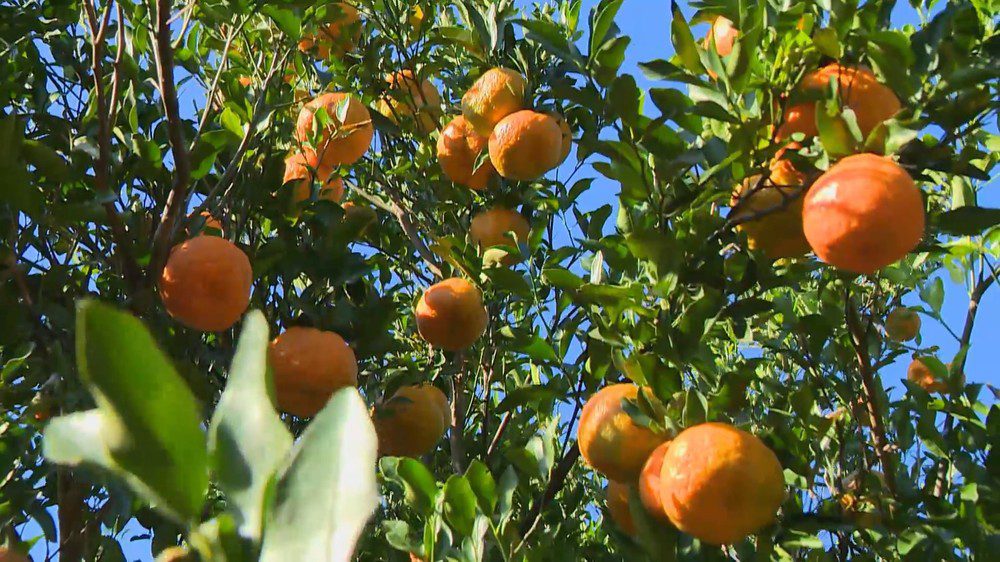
<box><xmin>885</xmin><ymin>307</ymin><xmax>920</xmax><ymax>342</ymax></box>
<box><xmin>906</xmin><ymin>358</ymin><xmax>957</xmax><ymax>394</ymax></box>
<box><xmin>802</xmin><ymin>154</ymin><xmax>924</xmax><ymax>274</ymax></box>
<box><xmin>415</xmin><ymin>278</ymin><xmax>488</xmax><ymax>351</ymax></box>
<box><xmin>730</xmin><ymin>148</ymin><xmax>811</xmax><ymax>259</ymax></box>
<box><xmin>461</xmin><ymin>67</ymin><xmax>526</xmax><ymax>135</ymax></box>
<box><xmin>377</xmin><ymin>70</ymin><xmax>443</xmax><ymax>135</ymax></box>
<box><xmin>187</xmin><ymin>211</ymin><xmax>223</xmax><ymax>236</ymax></box>
<box><xmin>777</xmin><ymin>65</ymin><xmax>901</xmax><ymax>141</ymax></box>
<box><xmin>605</xmin><ymin>480</ymin><xmax>637</xmax><ymax>535</ymax></box>
<box><xmin>488</xmin><ymin>110</ymin><xmax>563</xmax><ymax>181</ymax></box>
<box><xmin>283</xmin><ymin>151</ymin><xmax>346</xmax><ymax>206</ymax></box>
<box><xmin>298</xmin><ymin>3</ymin><xmax>361</xmax><ymax>59</ymax></box>
<box><xmin>155</xmin><ymin>547</ymin><xmax>195</xmax><ymax>562</ymax></box>
<box><xmin>159</xmin><ymin>236</ymin><xmax>252</xmax><ymax>332</ymax></box>
<box><xmin>269</xmin><ymin>327</ymin><xmax>359</xmax><ymax>417</ymax></box>
<box><xmin>704</xmin><ymin>16</ymin><xmax>738</xmax><ymax>57</ymax></box>
<box><xmin>659</xmin><ymin>422</ymin><xmax>785</xmax><ymax>545</ymax></box>
<box><xmin>470</xmin><ymin>207</ymin><xmax>531</xmax><ymax>265</ymax></box>
<box><xmin>638</xmin><ymin>441</ymin><xmax>672</xmax><ymax>522</ymax></box>
<box><xmin>295</xmin><ymin>92</ymin><xmax>373</xmax><ymax>168</ymax></box>
<box><xmin>437</xmin><ymin>115</ymin><xmax>496</xmax><ymax>190</ymax></box>
<box><xmin>577</xmin><ymin>384</ymin><xmax>665</xmax><ymax>481</ymax></box>
<box><xmin>544</xmin><ymin>111</ymin><xmax>573</xmax><ymax>165</ymax></box>
<box><xmin>373</xmin><ymin>383</ymin><xmax>451</xmax><ymax>457</ymax></box>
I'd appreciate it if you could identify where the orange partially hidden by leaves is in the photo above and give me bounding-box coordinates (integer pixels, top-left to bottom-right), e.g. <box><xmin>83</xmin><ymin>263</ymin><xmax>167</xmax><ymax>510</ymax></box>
<box><xmin>295</xmin><ymin>92</ymin><xmax>373</xmax><ymax>168</ymax></box>
<box><xmin>461</xmin><ymin>67</ymin><xmax>527</xmax><ymax>135</ymax></box>
<box><xmin>298</xmin><ymin>2</ymin><xmax>361</xmax><ymax>59</ymax></box>
<box><xmin>659</xmin><ymin>422</ymin><xmax>785</xmax><ymax>545</ymax></box>
<box><xmin>187</xmin><ymin>211</ymin><xmax>223</xmax><ymax>236</ymax></box>
<box><xmin>415</xmin><ymin>278</ymin><xmax>488</xmax><ymax>351</ymax></box>
<box><xmin>906</xmin><ymin>357</ymin><xmax>959</xmax><ymax>394</ymax></box>
<box><xmin>159</xmin><ymin>236</ymin><xmax>252</xmax><ymax>332</ymax></box>
<box><xmin>155</xmin><ymin>547</ymin><xmax>195</xmax><ymax>562</ymax></box>
<box><xmin>488</xmin><ymin>110</ymin><xmax>564</xmax><ymax>181</ymax></box>
<box><xmin>777</xmin><ymin>65</ymin><xmax>901</xmax><ymax>141</ymax></box>
<box><xmin>283</xmin><ymin>151</ymin><xmax>345</xmax><ymax>206</ymax></box>
<box><xmin>885</xmin><ymin>307</ymin><xmax>921</xmax><ymax>342</ymax></box>
<box><xmin>704</xmin><ymin>16</ymin><xmax>738</xmax><ymax>57</ymax></box>
<box><xmin>638</xmin><ymin>440</ymin><xmax>672</xmax><ymax>522</ymax></box>
<box><xmin>269</xmin><ymin>327</ymin><xmax>359</xmax><ymax>417</ymax></box>
<box><xmin>730</xmin><ymin>147</ymin><xmax>811</xmax><ymax>259</ymax></box>
<box><xmin>544</xmin><ymin>111</ymin><xmax>573</xmax><ymax>165</ymax></box>
<box><xmin>437</xmin><ymin>115</ymin><xmax>496</xmax><ymax>190</ymax></box>
<box><xmin>802</xmin><ymin>154</ymin><xmax>924</xmax><ymax>274</ymax></box>
<box><xmin>470</xmin><ymin>207</ymin><xmax>531</xmax><ymax>266</ymax></box>
<box><xmin>374</xmin><ymin>383</ymin><xmax>451</xmax><ymax>457</ymax></box>
<box><xmin>377</xmin><ymin>70</ymin><xmax>443</xmax><ymax>135</ymax></box>
<box><xmin>605</xmin><ymin>480</ymin><xmax>637</xmax><ymax>535</ymax></box>
<box><xmin>577</xmin><ymin>384</ymin><xmax>665</xmax><ymax>481</ymax></box>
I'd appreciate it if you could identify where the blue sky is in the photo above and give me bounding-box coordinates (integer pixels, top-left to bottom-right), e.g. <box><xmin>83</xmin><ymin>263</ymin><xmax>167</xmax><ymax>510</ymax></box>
<box><xmin>22</xmin><ymin>1</ymin><xmax>998</xmax><ymax>560</ymax></box>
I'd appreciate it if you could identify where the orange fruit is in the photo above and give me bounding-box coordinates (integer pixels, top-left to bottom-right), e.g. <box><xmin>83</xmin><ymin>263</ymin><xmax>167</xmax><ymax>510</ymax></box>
<box><xmin>461</xmin><ymin>67</ymin><xmax>526</xmax><ymax>135</ymax></box>
<box><xmin>605</xmin><ymin>480</ymin><xmax>637</xmax><ymax>535</ymax></box>
<box><xmin>907</xmin><ymin>358</ymin><xmax>954</xmax><ymax>394</ymax></box>
<box><xmin>777</xmin><ymin>65</ymin><xmax>901</xmax><ymax>141</ymax></box>
<box><xmin>704</xmin><ymin>16</ymin><xmax>738</xmax><ymax>57</ymax></box>
<box><xmin>295</xmin><ymin>92</ymin><xmax>373</xmax><ymax>168</ymax></box>
<box><xmin>839</xmin><ymin>494</ymin><xmax>882</xmax><ymax>529</ymax></box>
<box><xmin>544</xmin><ymin>111</ymin><xmax>573</xmax><ymax>165</ymax></box>
<box><xmin>885</xmin><ymin>307</ymin><xmax>920</xmax><ymax>342</ymax></box>
<box><xmin>638</xmin><ymin>441</ymin><xmax>672</xmax><ymax>522</ymax></box>
<box><xmin>298</xmin><ymin>3</ymin><xmax>361</xmax><ymax>59</ymax></box>
<box><xmin>159</xmin><ymin>236</ymin><xmax>252</xmax><ymax>332</ymax></box>
<box><xmin>187</xmin><ymin>211</ymin><xmax>223</xmax><ymax>236</ymax></box>
<box><xmin>377</xmin><ymin>70</ymin><xmax>443</xmax><ymax>135</ymax></box>
<box><xmin>488</xmin><ymin>110</ymin><xmax>563</xmax><ymax>181</ymax></box>
<box><xmin>238</xmin><ymin>76</ymin><xmax>252</xmax><ymax>87</ymax></box>
<box><xmin>283</xmin><ymin>151</ymin><xmax>346</xmax><ymax>206</ymax></box>
<box><xmin>470</xmin><ymin>207</ymin><xmax>531</xmax><ymax>265</ymax></box>
<box><xmin>577</xmin><ymin>384</ymin><xmax>665</xmax><ymax>481</ymax></box>
<box><xmin>802</xmin><ymin>154</ymin><xmax>924</xmax><ymax>274</ymax></box>
<box><xmin>730</xmin><ymin>147</ymin><xmax>811</xmax><ymax>259</ymax></box>
<box><xmin>155</xmin><ymin>547</ymin><xmax>195</xmax><ymax>562</ymax></box>
<box><xmin>373</xmin><ymin>383</ymin><xmax>450</xmax><ymax>457</ymax></box>
<box><xmin>437</xmin><ymin>115</ymin><xmax>496</xmax><ymax>190</ymax></box>
<box><xmin>414</xmin><ymin>278</ymin><xmax>488</xmax><ymax>351</ymax></box>
<box><xmin>659</xmin><ymin>422</ymin><xmax>785</xmax><ymax>545</ymax></box>
<box><xmin>269</xmin><ymin>327</ymin><xmax>359</xmax><ymax>417</ymax></box>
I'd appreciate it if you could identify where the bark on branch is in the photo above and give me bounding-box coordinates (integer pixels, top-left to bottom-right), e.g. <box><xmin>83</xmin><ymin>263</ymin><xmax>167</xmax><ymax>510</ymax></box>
<box><xmin>149</xmin><ymin>0</ymin><xmax>192</xmax><ymax>277</ymax></box>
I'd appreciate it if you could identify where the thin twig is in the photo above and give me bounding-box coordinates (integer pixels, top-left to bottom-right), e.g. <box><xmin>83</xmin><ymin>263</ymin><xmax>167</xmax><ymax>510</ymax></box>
<box><xmin>516</xmin><ymin>444</ymin><xmax>581</xmax><ymax>548</ymax></box>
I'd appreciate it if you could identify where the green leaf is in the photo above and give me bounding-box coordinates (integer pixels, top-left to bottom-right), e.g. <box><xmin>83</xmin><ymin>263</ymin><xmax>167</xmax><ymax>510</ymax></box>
<box><xmin>21</xmin><ymin>140</ymin><xmax>71</xmax><ymax>182</ymax></box>
<box><xmin>262</xmin><ymin>5</ymin><xmax>301</xmax><ymax>37</ymax></box>
<box><xmin>443</xmin><ymin>475</ymin><xmax>477</xmax><ymax>536</ymax></box>
<box><xmin>812</xmin><ymin>28</ymin><xmax>842</xmax><ymax>58</ymax></box>
<box><xmin>208</xmin><ymin>311</ymin><xmax>293</xmax><ymax>541</ymax></box>
<box><xmin>43</xmin><ymin>410</ymin><xmax>114</xmax><ymax>468</ymax></box>
<box><xmin>934</xmin><ymin>207</ymin><xmax>1000</xmax><ymax>236</ymax></box>
<box><xmin>670</xmin><ymin>6</ymin><xmax>702</xmax><ymax>74</ymax></box>
<box><xmin>70</xmin><ymin>299</ymin><xmax>208</xmax><ymax>522</ymax></box>
<box><xmin>464</xmin><ymin>461</ymin><xmax>498</xmax><ymax>515</ymax></box>
<box><xmin>920</xmin><ymin>277</ymin><xmax>945</xmax><ymax>315</ymax></box>
<box><xmin>541</xmin><ymin>267</ymin><xmax>584</xmax><ymax>290</ymax></box>
<box><xmin>390</xmin><ymin>457</ymin><xmax>439</xmax><ymax>516</ymax></box>
<box><xmin>816</xmin><ymin>102</ymin><xmax>859</xmax><ymax>157</ymax></box>
<box><xmin>259</xmin><ymin>388</ymin><xmax>378</xmax><ymax>562</ymax></box>
<box><xmin>588</xmin><ymin>0</ymin><xmax>624</xmax><ymax>58</ymax></box>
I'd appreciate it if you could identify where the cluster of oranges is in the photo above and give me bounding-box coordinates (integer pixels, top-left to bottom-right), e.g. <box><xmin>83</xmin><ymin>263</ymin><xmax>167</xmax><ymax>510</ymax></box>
<box><xmin>579</xmin><ymin>384</ymin><xmax>785</xmax><ymax>545</ymax></box>
<box><xmin>713</xmin><ymin>17</ymin><xmax>925</xmax><ymax>276</ymax></box>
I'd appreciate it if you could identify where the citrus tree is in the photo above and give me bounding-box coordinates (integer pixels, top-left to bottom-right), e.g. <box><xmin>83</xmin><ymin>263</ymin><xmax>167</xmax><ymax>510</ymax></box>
<box><xmin>0</xmin><ymin>0</ymin><xmax>997</xmax><ymax>560</ymax></box>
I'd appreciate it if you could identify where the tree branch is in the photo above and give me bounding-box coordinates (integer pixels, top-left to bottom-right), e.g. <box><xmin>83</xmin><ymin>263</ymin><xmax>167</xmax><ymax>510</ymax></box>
<box><xmin>844</xmin><ymin>289</ymin><xmax>897</xmax><ymax>498</ymax></box>
<box><xmin>517</xmin><ymin>443</ymin><xmax>581</xmax><ymax>545</ymax></box>
<box><xmin>149</xmin><ymin>0</ymin><xmax>192</xmax><ymax>277</ymax></box>
<box><xmin>449</xmin><ymin>353</ymin><xmax>467</xmax><ymax>473</ymax></box>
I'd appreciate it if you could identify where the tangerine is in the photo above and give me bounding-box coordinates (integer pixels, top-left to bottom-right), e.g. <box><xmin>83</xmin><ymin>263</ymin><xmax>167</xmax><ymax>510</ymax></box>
<box><xmin>437</xmin><ymin>115</ymin><xmax>495</xmax><ymax>190</ymax></box>
<box><xmin>269</xmin><ymin>327</ymin><xmax>359</xmax><ymax>417</ymax></box>
<box><xmin>159</xmin><ymin>236</ymin><xmax>252</xmax><ymax>332</ymax></box>
<box><xmin>414</xmin><ymin>278</ymin><xmax>488</xmax><ymax>351</ymax></box>
<box><xmin>295</xmin><ymin>92</ymin><xmax>373</xmax><ymax>168</ymax></box>
<box><xmin>470</xmin><ymin>207</ymin><xmax>531</xmax><ymax>266</ymax></box>
<box><xmin>488</xmin><ymin>110</ymin><xmax>563</xmax><ymax>181</ymax></box>
<box><xmin>577</xmin><ymin>384</ymin><xmax>665</xmax><ymax>481</ymax></box>
<box><xmin>461</xmin><ymin>67</ymin><xmax>526</xmax><ymax>135</ymax></box>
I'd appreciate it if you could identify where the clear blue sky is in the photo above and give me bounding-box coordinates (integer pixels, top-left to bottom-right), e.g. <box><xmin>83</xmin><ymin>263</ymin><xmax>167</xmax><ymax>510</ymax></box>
<box><xmin>23</xmin><ymin>1</ymin><xmax>997</xmax><ymax>560</ymax></box>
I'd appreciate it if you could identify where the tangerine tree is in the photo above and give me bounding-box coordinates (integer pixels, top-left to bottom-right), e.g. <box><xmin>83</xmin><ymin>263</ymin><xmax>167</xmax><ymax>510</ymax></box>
<box><xmin>0</xmin><ymin>0</ymin><xmax>997</xmax><ymax>561</ymax></box>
